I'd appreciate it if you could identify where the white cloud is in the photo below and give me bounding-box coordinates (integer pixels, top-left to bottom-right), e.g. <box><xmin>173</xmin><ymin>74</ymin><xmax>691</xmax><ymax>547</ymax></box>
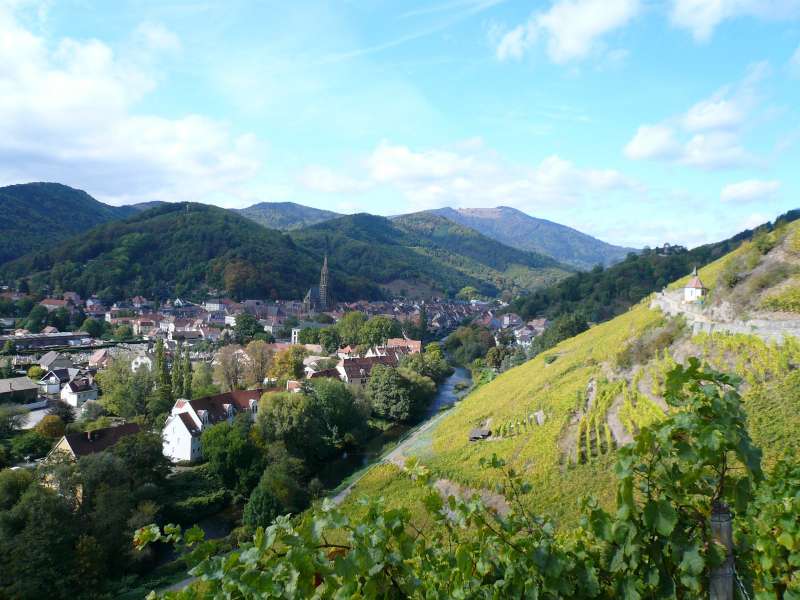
<box><xmin>670</xmin><ymin>0</ymin><xmax>800</xmax><ymax>42</ymax></box>
<box><xmin>623</xmin><ymin>65</ymin><xmax>763</xmax><ymax>170</ymax></box>
<box><xmin>624</xmin><ymin>124</ymin><xmax>682</xmax><ymax>159</ymax></box>
<box><xmin>300</xmin><ymin>140</ymin><xmax>640</xmax><ymax>213</ymax></box>
<box><xmin>0</xmin><ymin>5</ymin><xmax>260</xmax><ymax>205</ymax></box>
<box><xmin>494</xmin><ymin>0</ymin><xmax>639</xmax><ymax>64</ymax></box>
<box><xmin>720</xmin><ymin>179</ymin><xmax>781</xmax><ymax>202</ymax></box>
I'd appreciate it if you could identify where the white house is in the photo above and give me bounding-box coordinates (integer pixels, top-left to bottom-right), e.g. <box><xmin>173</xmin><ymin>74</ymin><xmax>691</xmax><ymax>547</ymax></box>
<box><xmin>683</xmin><ymin>268</ymin><xmax>707</xmax><ymax>303</ymax></box>
<box><xmin>60</xmin><ymin>377</ymin><xmax>98</xmax><ymax>408</ymax></box>
<box><xmin>162</xmin><ymin>389</ymin><xmax>263</xmax><ymax>462</ymax></box>
<box><xmin>38</xmin><ymin>367</ymin><xmax>85</xmax><ymax>395</ymax></box>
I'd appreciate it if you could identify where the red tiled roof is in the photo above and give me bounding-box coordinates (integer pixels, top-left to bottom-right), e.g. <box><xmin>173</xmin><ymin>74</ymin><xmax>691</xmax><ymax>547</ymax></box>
<box><xmin>187</xmin><ymin>389</ymin><xmax>265</xmax><ymax>423</ymax></box>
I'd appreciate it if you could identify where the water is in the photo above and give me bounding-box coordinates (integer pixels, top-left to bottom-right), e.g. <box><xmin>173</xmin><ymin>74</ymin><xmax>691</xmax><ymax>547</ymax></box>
<box><xmin>318</xmin><ymin>365</ymin><xmax>472</xmax><ymax>488</ymax></box>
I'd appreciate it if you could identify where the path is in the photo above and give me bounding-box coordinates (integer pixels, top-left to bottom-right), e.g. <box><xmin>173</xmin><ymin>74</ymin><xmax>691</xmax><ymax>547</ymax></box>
<box><xmin>651</xmin><ymin>291</ymin><xmax>800</xmax><ymax>343</ymax></box>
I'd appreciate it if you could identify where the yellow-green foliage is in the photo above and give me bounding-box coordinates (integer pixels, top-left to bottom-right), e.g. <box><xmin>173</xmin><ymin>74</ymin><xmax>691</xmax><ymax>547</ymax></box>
<box><xmin>761</xmin><ymin>277</ymin><xmax>800</xmax><ymax>313</ymax></box>
<box><xmin>342</xmin><ymin>249</ymin><xmax>800</xmax><ymax>525</ymax></box>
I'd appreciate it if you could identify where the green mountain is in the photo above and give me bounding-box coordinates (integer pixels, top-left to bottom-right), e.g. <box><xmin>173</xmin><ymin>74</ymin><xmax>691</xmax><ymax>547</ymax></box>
<box><xmin>0</xmin><ymin>182</ymin><xmax>137</xmax><ymax>265</ymax></box>
<box><xmin>424</xmin><ymin>206</ymin><xmax>635</xmax><ymax>270</ymax></box>
<box><xmin>510</xmin><ymin>209</ymin><xmax>800</xmax><ymax>323</ymax></box>
<box><xmin>0</xmin><ymin>203</ymin><xmax>377</xmax><ymax>301</ymax></box>
<box><xmin>341</xmin><ymin>218</ymin><xmax>800</xmax><ymax>525</ymax></box>
<box><xmin>289</xmin><ymin>213</ymin><xmax>571</xmax><ymax>299</ymax></box>
<box><xmin>236</xmin><ymin>202</ymin><xmax>341</xmax><ymax>230</ymax></box>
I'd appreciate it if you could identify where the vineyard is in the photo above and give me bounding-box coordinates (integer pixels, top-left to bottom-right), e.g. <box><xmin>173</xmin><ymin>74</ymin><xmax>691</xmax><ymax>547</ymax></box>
<box><xmin>340</xmin><ymin>228</ymin><xmax>800</xmax><ymax>526</ymax></box>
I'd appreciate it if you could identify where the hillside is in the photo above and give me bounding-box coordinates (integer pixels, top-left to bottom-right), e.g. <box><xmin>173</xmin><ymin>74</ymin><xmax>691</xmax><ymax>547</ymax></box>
<box><xmin>0</xmin><ymin>182</ymin><xmax>137</xmax><ymax>265</ymax></box>
<box><xmin>289</xmin><ymin>213</ymin><xmax>571</xmax><ymax>299</ymax></box>
<box><xmin>236</xmin><ymin>202</ymin><xmax>341</xmax><ymax>230</ymax></box>
<box><xmin>340</xmin><ymin>220</ymin><xmax>800</xmax><ymax>525</ymax></box>
<box><xmin>425</xmin><ymin>206</ymin><xmax>635</xmax><ymax>270</ymax></box>
<box><xmin>0</xmin><ymin>203</ymin><xmax>379</xmax><ymax>301</ymax></box>
<box><xmin>509</xmin><ymin>208</ymin><xmax>800</xmax><ymax>324</ymax></box>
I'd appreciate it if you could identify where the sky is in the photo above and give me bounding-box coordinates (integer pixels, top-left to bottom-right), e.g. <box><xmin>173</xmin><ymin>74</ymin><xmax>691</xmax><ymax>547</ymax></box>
<box><xmin>0</xmin><ymin>0</ymin><xmax>798</xmax><ymax>248</ymax></box>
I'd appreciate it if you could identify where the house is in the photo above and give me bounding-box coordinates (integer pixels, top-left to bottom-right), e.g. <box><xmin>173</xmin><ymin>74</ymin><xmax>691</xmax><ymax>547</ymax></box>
<box><xmin>37</xmin><ymin>368</ymin><xmax>86</xmax><ymax>395</ymax></box>
<box><xmin>40</xmin><ymin>298</ymin><xmax>69</xmax><ymax>312</ymax></box>
<box><xmin>131</xmin><ymin>352</ymin><xmax>154</xmax><ymax>372</ymax></box>
<box><xmin>63</xmin><ymin>291</ymin><xmax>82</xmax><ymax>306</ymax></box>
<box><xmin>162</xmin><ymin>389</ymin><xmax>264</xmax><ymax>462</ymax></box>
<box><xmin>468</xmin><ymin>427</ymin><xmax>491</xmax><ymax>442</ymax></box>
<box><xmin>386</xmin><ymin>338</ymin><xmax>422</xmax><ymax>354</ymax></box>
<box><xmin>60</xmin><ymin>377</ymin><xmax>98</xmax><ymax>408</ymax></box>
<box><xmin>0</xmin><ymin>377</ymin><xmax>39</xmax><ymax>404</ymax></box>
<box><xmin>286</xmin><ymin>380</ymin><xmax>304</xmax><ymax>393</ymax></box>
<box><xmin>336</xmin><ymin>355</ymin><xmax>398</xmax><ymax>386</ymax></box>
<box><xmin>89</xmin><ymin>348</ymin><xmax>112</xmax><ymax>369</ymax></box>
<box><xmin>683</xmin><ymin>267</ymin><xmax>707</xmax><ymax>303</ymax></box>
<box><xmin>41</xmin><ymin>325</ymin><xmax>59</xmax><ymax>334</ymax></box>
<box><xmin>48</xmin><ymin>423</ymin><xmax>141</xmax><ymax>461</ymax></box>
<box><xmin>0</xmin><ymin>332</ymin><xmax>90</xmax><ymax>350</ymax></box>
<box><xmin>39</xmin><ymin>351</ymin><xmax>74</xmax><ymax>371</ymax></box>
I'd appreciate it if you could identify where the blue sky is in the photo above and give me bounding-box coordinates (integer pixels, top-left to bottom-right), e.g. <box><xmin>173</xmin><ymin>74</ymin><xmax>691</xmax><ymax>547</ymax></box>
<box><xmin>0</xmin><ymin>0</ymin><xmax>798</xmax><ymax>248</ymax></box>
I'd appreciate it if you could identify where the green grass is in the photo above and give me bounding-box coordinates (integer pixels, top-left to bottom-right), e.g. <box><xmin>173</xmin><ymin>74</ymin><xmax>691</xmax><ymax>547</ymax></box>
<box><xmin>761</xmin><ymin>277</ymin><xmax>800</xmax><ymax>312</ymax></box>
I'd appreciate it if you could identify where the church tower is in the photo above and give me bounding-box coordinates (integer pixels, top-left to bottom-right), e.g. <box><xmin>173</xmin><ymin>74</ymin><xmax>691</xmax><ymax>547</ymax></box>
<box><xmin>319</xmin><ymin>255</ymin><xmax>330</xmax><ymax>310</ymax></box>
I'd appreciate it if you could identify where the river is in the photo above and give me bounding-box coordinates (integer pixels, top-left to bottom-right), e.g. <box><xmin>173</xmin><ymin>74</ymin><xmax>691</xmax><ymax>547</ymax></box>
<box><xmin>321</xmin><ymin>362</ymin><xmax>472</xmax><ymax>493</ymax></box>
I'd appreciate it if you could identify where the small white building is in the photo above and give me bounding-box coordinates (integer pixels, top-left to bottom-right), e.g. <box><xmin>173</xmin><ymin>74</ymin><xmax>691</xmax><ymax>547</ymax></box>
<box><xmin>131</xmin><ymin>353</ymin><xmax>154</xmax><ymax>372</ymax></box>
<box><xmin>162</xmin><ymin>389</ymin><xmax>263</xmax><ymax>462</ymax></box>
<box><xmin>60</xmin><ymin>377</ymin><xmax>99</xmax><ymax>408</ymax></box>
<box><xmin>683</xmin><ymin>268</ymin><xmax>707</xmax><ymax>303</ymax></box>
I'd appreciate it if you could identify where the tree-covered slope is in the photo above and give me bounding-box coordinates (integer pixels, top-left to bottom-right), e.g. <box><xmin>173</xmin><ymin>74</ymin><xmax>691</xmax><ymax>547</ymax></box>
<box><xmin>341</xmin><ymin>224</ymin><xmax>800</xmax><ymax>525</ymax></box>
<box><xmin>424</xmin><ymin>206</ymin><xmax>635</xmax><ymax>270</ymax></box>
<box><xmin>289</xmin><ymin>213</ymin><xmax>571</xmax><ymax>299</ymax></box>
<box><xmin>0</xmin><ymin>182</ymin><xmax>138</xmax><ymax>265</ymax></box>
<box><xmin>236</xmin><ymin>202</ymin><xmax>341</xmax><ymax>230</ymax></box>
<box><xmin>0</xmin><ymin>203</ymin><xmax>378</xmax><ymax>301</ymax></box>
<box><xmin>510</xmin><ymin>208</ymin><xmax>800</xmax><ymax>323</ymax></box>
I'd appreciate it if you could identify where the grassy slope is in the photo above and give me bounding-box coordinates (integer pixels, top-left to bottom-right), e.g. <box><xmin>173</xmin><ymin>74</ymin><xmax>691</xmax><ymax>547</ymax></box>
<box><xmin>341</xmin><ymin>234</ymin><xmax>800</xmax><ymax>524</ymax></box>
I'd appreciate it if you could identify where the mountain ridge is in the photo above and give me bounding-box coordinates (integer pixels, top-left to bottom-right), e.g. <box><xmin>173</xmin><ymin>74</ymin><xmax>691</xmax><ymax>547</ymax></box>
<box><xmin>423</xmin><ymin>206</ymin><xmax>636</xmax><ymax>270</ymax></box>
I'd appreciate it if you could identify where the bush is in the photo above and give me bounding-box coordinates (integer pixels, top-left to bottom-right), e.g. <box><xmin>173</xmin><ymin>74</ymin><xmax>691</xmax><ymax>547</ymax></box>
<box><xmin>35</xmin><ymin>415</ymin><xmax>65</xmax><ymax>438</ymax></box>
<box><xmin>615</xmin><ymin>317</ymin><xmax>685</xmax><ymax>369</ymax></box>
<box><xmin>11</xmin><ymin>431</ymin><xmax>53</xmax><ymax>459</ymax></box>
<box><xmin>166</xmin><ymin>489</ymin><xmax>228</xmax><ymax>525</ymax></box>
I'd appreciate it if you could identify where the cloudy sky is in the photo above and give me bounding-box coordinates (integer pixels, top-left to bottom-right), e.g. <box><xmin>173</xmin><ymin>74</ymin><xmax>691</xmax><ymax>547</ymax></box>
<box><xmin>1</xmin><ymin>0</ymin><xmax>798</xmax><ymax>248</ymax></box>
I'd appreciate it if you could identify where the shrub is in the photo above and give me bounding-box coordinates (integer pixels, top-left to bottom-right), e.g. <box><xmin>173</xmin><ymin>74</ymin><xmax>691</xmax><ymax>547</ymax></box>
<box><xmin>35</xmin><ymin>415</ymin><xmax>65</xmax><ymax>438</ymax></box>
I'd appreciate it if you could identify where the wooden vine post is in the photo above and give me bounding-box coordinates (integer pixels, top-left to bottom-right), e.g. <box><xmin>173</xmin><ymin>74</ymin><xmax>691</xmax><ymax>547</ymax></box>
<box><xmin>709</xmin><ymin>501</ymin><xmax>734</xmax><ymax>600</ymax></box>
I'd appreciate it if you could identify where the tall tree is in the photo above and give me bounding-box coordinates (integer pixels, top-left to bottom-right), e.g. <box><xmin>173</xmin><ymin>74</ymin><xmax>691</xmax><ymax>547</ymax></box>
<box><xmin>154</xmin><ymin>338</ymin><xmax>172</xmax><ymax>407</ymax></box>
<box><xmin>245</xmin><ymin>340</ymin><xmax>273</xmax><ymax>388</ymax></box>
<box><xmin>215</xmin><ymin>345</ymin><xmax>244</xmax><ymax>392</ymax></box>
<box><xmin>182</xmin><ymin>345</ymin><xmax>193</xmax><ymax>400</ymax></box>
<box><xmin>172</xmin><ymin>342</ymin><xmax>185</xmax><ymax>399</ymax></box>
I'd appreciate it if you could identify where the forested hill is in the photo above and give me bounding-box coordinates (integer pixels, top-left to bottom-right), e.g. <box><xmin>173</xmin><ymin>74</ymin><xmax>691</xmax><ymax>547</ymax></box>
<box><xmin>236</xmin><ymin>202</ymin><xmax>341</xmax><ymax>230</ymax></box>
<box><xmin>424</xmin><ymin>206</ymin><xmax>635</xmax><ymax>270</ymax></box>
<box><xmin>0</xmin><ymin>203</ymin><xmax>380</xmax><ymax>301</ymax></box>
<box><xmin>289</xmin><ymin>213</ymin><xmax>571</xmax><ymax>299</ymax></box>
<box><xmin>509</xmin><ymin>208</ymin><xmax>800</xmax><ymax>323</ymax></box>
<box><xmin>0</xmin><ymin>182</ymin><xmax>138</xmax><ymax>265</ymax></box>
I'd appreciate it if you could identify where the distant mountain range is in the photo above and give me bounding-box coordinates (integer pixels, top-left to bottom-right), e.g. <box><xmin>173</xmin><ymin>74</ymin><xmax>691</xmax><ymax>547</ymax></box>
<box><xmin>236</xmin><ymin>202</ymin><xmax>341</xmax><ymax>230</ymax></box>
<box><xmin>288</xmin><ymin>213</ymin><xmax>570</xmax><ymax>299</ymax></box>
<box><xmin>0</xmin><ymin>183</ymin><xmax>137</xmax><ymax>264</ymax></box>
<box><xmin>424</xmin><ymin>207</ymin><xmax>635</xmax><ymax>270</ymax></box>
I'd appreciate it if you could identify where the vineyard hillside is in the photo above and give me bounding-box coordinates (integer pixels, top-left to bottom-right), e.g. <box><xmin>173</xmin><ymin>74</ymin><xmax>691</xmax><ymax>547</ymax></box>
<box><xmin>341</xmin><ymin>221</ymin><xmax>800</xmax><ymax>525</ymax></box>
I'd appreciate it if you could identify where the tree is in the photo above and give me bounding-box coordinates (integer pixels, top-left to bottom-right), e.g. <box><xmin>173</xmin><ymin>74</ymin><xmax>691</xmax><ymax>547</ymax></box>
<box><xmin>192</xmin><ymin>361</ymin><xmax>217</xmax><ymax>399</ymax></box>
<box><xmin>214</xmin><ymin>345</ymin><xmax>244</xmax><ymax>392</ymax></box>
<box><xmin>234</xmin><ymin>313</ymin><xmax>263</xmax><ymax>344</ymax></box>
<box><xmin>297</xmin><ymin>327</ymin><xmax>321</xmax><ymax>344</ymax></box>
<box><xmin>269</xmin><ymin>346</ymin><xmax>307</xmax><ymax>384</ymax></box>
<box><xmin>305</xmin><ymin>378</ymin><xmax>367</xmax><ymax>458</ymax></box>
<box><xmin>366</xmin><ymin>365</ymin><xmax>413</xmax><ymax>422</ymax></box>
<box><xmin>0</xmin><ymin>358</ymin><xmax>13</xmax><ymax>379</ymax></box>
<box><xmin>35</xmin><ymin>415</ymin><xmax>65</xmax><ymax>438</ymax></box>
<box><xmin>27</xmin><ymin>365</ymin><xmax>45</xmax><ymax>381</ymax></box>
<box><xmin>154</xmin><ymin>338</ymin><xmax>172</xmax><ymax>407</ymax></box>
<box><xmin>201</xmin><ymin>416</ymin><xmax>264</xmax><ymax>494</ymax></box>
<box><xmin>0</xmin><ymin>405</ymin><xmax>29</xmax><ymax>435</ymax></box>
<box><xmin>243</xmin><ymin>444</ymin><xmax>307</xmax><ymax>529</ymax></box>
<box><xmin>256</xmin><ymin>392</ymin><xmax>314</xmax><ymax>459</ymax></box>
<box><xmin>111</xmin><ymin>432</ymin><xmax>169</xmax><ymax>487</ymax></box>
<box><xmin>182</xmin><ymin>344</ymin><xmax>193</xmax><ymax>400</ymax></box>
<box><xmin>80</xmin><ymin>317</ymin><xmax>103</xmax><ymax>338</ymax></box>
<box><xmin>95</xmin><ymin>357</ymin><xmax>156</xmax><ymax>418</ymax></box>
<box><xmin>1</xmin><ymin>340</ymin><xmax>16</xmax><ymax>355</ymax></box>
<box><xmin>245</xmin><ymin>340</ymin><xmax>273</xmax><ymax>388</ymax></box>
<box><xmin>24</xmin><ymin>304</ymin><xmax>49</xmax><ymax>333</ymax></box>
<box><xmin>359</xmin><ymin>316</ymin><xmax>401</xmax><ymax>347</ymax></box>
<box><xmin>172</xmin><ymin>343</ymin><xmax>185</xmax><ymax>399</ymax></box>
<box><xmin>318</xmin><ymin>328</ymin><xmax>341</xmax><ymax>355</ymax></box>
<box><xmin>456</xmin><ymin>285</ymin><xmax>480</xmax><ymax>301</ymax></box>
<box><xmin>336</xmin><ymin>311</ymin><xmax>367</xmax><ymax>347</ymax></box>
<box><xmin>11</xmin><ymin>431</ymin><xmax>52</xmax><ymax>459</ymax></box>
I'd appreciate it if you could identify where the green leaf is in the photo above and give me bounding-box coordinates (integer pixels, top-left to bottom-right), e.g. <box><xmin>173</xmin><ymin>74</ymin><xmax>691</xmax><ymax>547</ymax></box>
<box><xmin>679</xmin><ymin>546</ymin><xmax>704</xmax><ymax>576</ymax></box>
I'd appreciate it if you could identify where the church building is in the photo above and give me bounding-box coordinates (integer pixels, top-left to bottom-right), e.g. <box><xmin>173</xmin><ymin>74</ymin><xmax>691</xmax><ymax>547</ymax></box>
<box><xmin>304</xmin><ymin>255</ymin><xmax>331</xmax><ymax>313</ymax></box>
